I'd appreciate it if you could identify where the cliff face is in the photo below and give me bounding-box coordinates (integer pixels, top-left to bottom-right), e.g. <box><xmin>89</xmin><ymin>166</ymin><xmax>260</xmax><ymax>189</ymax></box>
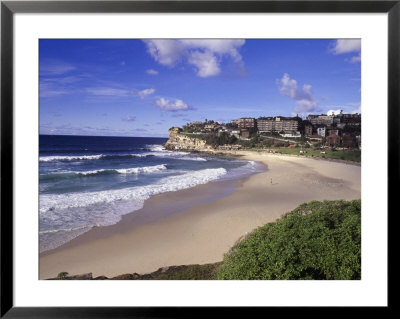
<box><xmin>164</xmin><ymin>127</ymin><xmax>213</xmax><ymax>151</ymax></box>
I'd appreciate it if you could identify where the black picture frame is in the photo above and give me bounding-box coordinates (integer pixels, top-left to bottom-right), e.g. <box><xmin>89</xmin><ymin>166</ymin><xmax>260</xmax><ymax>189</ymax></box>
<box><xmin>1</xmin><ymin>0</ymin><xmax>396</xmax><ymax>317</ymax></box>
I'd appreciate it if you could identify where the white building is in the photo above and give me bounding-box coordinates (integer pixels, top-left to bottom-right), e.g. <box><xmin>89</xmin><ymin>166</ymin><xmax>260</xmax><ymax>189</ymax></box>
<box><xmin>231</xmin><ymin>130</ymin><xmax>240</xmax><ymax>139</ymax></box>
<box><xmin>281</xmin><ymin>131</ymin><xmax>301</xmax><ymax>138</ymax></box>
<box><xmin>317</xmin><ymin>127</ymin><xmax>326</xmax><ymax>137</ymax></box>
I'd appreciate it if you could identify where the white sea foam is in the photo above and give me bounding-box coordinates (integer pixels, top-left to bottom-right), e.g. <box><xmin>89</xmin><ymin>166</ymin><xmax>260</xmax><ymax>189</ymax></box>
<box><xmin>178</xmin><ymin>156</ymin><xmax>207</xmax><ymax>161</ymax></box>
<box><xmin>114</xmin><ymin>164</ymin><xmax>167</xmax><ymax>174</ymax></box>
<box><xmin>39</xmin><ymin>167</ymin><xmax>227</xmax><ymax>251</ymax></box>
<box><xmin>39</xmin><ymin>154</ymin><xmax>104</xmax><ymax>162</ymax></box>
<box><xmin>39</xmin><ymin>144</ymin><xmax>261</xmax><ymax>252</ymax></box>
<box><xmin>39</xmin><ymin>151</ymin><xmax>206</xmax><ymax>162</ymax></box>
<box><xmin>217</xmin><ymin>160</ymin><xmax>265</xmax><ymax>182</ymax></box>
<box><xmin>77</xmin><ymin>169</ymin><xmax>107</xmax><ymax>176</ymax></box>
<box><xmin>141</xmin><ymin>150</ymin><xmax>207</xmax><ymax>162</ymax></box>
<box><xmin>141</xmin><ymin>150</ymin><xmax>189</xmax><ymax>157</ymax></box>
<box><xmin>76</xmin><ymin>164</ymin><xmax>167</xmax><ymax>176</ymax></box>
<box><xmin>247</xmin><ymin>160</ymin><xmax>256</xmax><ymax>167</ymax></box>
<box><xmin>145</xmin><ymin>144</ymin><xmax>166</xmax><ymax>152</ymax></box>
<box><xmin>145</xmin><ymin>144</ymin><xmax>207</xmax><ymax>160</ymax></box>
<box><xmin>39</xmin><ymin>226</ymin><xmax>92</xmax><ymax>252</ymax></box>
<box><xmin>39</xmin><ymin>225</ymin><xmax>89</xmax><ymax>235</ymax></box>
<box><xmin>40</xmin><ymin>168</ymin><xmax>227</xmax><ymax>215</ymax></box>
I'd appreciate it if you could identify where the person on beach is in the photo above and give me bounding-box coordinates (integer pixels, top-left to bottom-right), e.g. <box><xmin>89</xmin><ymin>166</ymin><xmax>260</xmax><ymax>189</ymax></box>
<box><xmin>270</xmin><ymin>178</ymin><xmax>272</xmax><ymax>185</ymax></box>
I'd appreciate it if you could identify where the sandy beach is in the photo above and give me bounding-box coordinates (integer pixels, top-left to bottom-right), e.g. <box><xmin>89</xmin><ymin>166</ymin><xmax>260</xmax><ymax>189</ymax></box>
<box><xmin>39</xmin><ymin>152</ymin><xmax>361</xmax><ymax>279</ymax></box>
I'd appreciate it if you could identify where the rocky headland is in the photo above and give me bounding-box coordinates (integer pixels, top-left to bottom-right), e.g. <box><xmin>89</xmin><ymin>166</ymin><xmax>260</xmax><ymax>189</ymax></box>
<box><xmin>163</xmin><ymin>127</ymin><xmax>212</xmax><ymax>151</ymax></box>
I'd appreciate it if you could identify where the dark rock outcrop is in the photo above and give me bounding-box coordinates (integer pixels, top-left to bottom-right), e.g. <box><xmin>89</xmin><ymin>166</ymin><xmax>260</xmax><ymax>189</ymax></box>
<box><xmin>164</xmin><ymin>127</ymin><xmax>212</xmax><ymax>151</ymax></box>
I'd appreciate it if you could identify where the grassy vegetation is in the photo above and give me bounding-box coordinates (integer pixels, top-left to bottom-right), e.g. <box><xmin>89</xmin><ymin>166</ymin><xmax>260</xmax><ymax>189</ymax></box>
<box><xmin>181</xmin><ymin>133</ymin><xmax>360</xmax><ymax>163</ymax></box>
<box><xmin>243</xmin><ymin>147</ymin><xmax>361</xmax><ymax>162</ymax></box>
<box><xmin>56</xmin><ymin>271</ymin><xmax>69</xmax><ymax>280</ymax></box>
<box><xmin>275</xmin><ymin>148</ymin><xmax>361</xmax><ymax>162</ymax></box>
<box><xmin>217</xmin><ymin>200</ymin><xmax>361</xmax><ymax>280</ymax></box>
<box><xmin>182</xmin><ymin>132</ymin><xmax>207</xmax><ymax>140</ymax></box>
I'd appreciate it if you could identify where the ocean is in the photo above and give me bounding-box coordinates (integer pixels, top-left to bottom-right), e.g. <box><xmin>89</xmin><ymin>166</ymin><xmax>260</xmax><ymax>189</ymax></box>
<box><xmin>39</xmin><ymin>135</ymin><xmax>265</xmax><ymax>253</ymax></box>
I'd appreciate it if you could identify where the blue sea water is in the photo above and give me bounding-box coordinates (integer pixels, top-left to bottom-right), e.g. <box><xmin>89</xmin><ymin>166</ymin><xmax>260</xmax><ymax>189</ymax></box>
<box><xmin>39</xmin><ymin>135</ymin><xmax>264</xmax><ymax>252</ymax></box>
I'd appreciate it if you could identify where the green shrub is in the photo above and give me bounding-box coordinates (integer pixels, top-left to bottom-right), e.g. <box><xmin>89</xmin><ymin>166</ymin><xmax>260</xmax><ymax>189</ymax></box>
<box><xmin>217</xmin><ymin>200</ymin><xmax>361</xmax><ymax>280</ymax></box>
<box><xmin>205</xmin><ymin>132</ymin><xmax>237</xmax><ymax>147</ymax></box>
<box><xmin>57</xmin><ymin>272</ymin><xmax>69</xmax><ymax>280</ymax></box>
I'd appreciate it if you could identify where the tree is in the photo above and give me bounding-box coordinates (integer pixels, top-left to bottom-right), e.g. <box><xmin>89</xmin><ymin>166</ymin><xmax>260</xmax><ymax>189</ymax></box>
<box><xmin>342</xmin><ymin>124</ymin><xmax>361</xmax><ymax>135</ymax></box>
<box><xmin>205</xmin><ymin>132</ymin><xmax>237</xmax><ymax>147</ymax></box>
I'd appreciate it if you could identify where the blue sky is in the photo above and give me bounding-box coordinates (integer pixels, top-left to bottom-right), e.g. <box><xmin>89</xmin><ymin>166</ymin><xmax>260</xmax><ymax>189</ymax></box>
<box><xmin>40</xmin><ymin>39</ymin><xmax>361</xmax><ymax>137</ymax></box>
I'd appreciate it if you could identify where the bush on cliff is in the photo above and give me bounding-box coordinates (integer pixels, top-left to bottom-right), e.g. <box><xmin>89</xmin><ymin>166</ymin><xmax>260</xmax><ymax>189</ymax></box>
<box><xmin>217</xmin><ymin>200</ymin><xmax>361</xmax><ymax>280</ymax></box>
<box><xmin>205</xmin><ymin>132</ymin><xmax>237</xmax><ymax>147</ymax></box>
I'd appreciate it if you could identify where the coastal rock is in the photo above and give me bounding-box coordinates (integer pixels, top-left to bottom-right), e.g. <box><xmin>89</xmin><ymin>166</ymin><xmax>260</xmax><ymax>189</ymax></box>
<box><xmin>156</xmin><ymin>265</ymin><xmax>185</xmax><ymax>273</ymax></box>
<box><xmin>110</xmin><ymin>273</ymin><xmax>142</xmax><ymax>280</ymax></box>
<box><xmin>47</xmin><ymin>262</ymin><xmax>222</xmax><ymax>280</ymax></box>
<box><xmin>93</xmin><ymin>275</ymin><xmax>109</xmax><ymax>280</ymax></box>
<box><xmin>68</xmin><ymin>272</ymin><xmax>93</xmax><ymax>280</ymax></box>
<box><xmin>164</xmin><ymin>127</ymin><xmax>213</xmax><ymax>151</ymax></box>
<box><xmin>47</xmin><ymin>272</ymin><xmax>94</xmax><ymax>280</ymax></box>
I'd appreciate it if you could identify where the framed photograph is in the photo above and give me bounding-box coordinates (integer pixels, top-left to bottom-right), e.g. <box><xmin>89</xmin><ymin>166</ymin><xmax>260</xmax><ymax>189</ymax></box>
<box><xmin>1</xmin><ymin>0</ymin><xmax>396</xmax><ymax>316</ymax></box>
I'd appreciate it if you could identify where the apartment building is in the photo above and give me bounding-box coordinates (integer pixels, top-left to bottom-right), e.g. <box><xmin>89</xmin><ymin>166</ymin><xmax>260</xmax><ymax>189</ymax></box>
<box><xmin>304</xmin><ymin>125</ymin><xmax>313</xmax><ymax>136</ymax></box>
<box><xmin>232</xmin><ymin>118</ymin><xmax>256</xmax><ymax>129</ymax></box>
<box><xmin>341</xmin><ymin>113</ymin><xmax>361</xmax><ymax>126</ymax></box>
<box><xmin>257</xmin><ymin>116</ymin><xmax>299</xmax><ymax>133</ymax></box>
<box><xmin>307</xmin><ymin>114</ymin><xmax>334</xmax><ymax>126</ymax></box>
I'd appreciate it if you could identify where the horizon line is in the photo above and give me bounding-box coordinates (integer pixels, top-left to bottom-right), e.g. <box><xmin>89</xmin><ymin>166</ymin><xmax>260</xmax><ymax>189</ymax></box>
<box><xmin>39</xmin><ymin>134</ymin><xmax>168</xmax><ymax>138</ymax></box>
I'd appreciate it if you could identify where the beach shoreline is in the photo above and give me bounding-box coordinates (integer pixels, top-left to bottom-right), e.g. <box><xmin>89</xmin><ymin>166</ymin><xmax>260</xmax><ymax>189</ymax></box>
<box><xmin>39</xmin><ymin>152</ymin><xmax>361</xmax><ymax>279</ymax></box>
<box><xmin>40</xmin><ymin>174</ymin><xmax>250</xmax><ymax>257</ymax></box>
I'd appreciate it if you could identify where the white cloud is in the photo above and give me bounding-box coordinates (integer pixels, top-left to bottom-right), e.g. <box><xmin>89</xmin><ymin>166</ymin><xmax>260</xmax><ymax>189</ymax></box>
<box><xmin>322</xmin><ymin>103</ymin><xmax>361</xmax><ymax>115</ymax></box>
<box><xmin>86</xmin><ymin>87</ymin><xmax>130</xmax><ymax>96</ymax></box>
<box><xmin>327</xmin><ymin>109</ymin><xmax>343</xmax><ymax>116</ymax></box>
<box><xmin>155</xmin><ymin>97</ymin><xmax>190</xmax><ymax>111</ymax></box>
<box><xmin>329</xmin><ymin>39</ymin><xmax>361</xmax><ymax>63</ymax></box>
<box><xmin>137</xmin><ymin>88</ymin><xmax>155</xmax><ymax>99</ymax></box>
<box><xmin>348</xmin><ymin>52</ymin><xmax>361</xmax><ymax>63</ymax></box>
<box><xmin>330</xmin><ymin>39</ymin><xmax>361</xmax><ymax>54</ymax></box>
<box><xmin>146</xmin><ymin>69</ymin><xmax>159</xmax><ymax>75</ymax></box>
<box><xmin>180</xmin><ymin>39</ymin><xmax>245</xmax><ymax>60</ymax></box>
<box><xmin>143</xmin><ymin>39</ymin><xmax>246</xmax><ymax>77</ymax></box>
<box><xmin>277</xmin><ymin>73</ymin><xmax>318</xmax><ymax>114</ymax></box>
<box><xmin>187</xmin><ymin>50</ymin><xmax>220</xmax><ymax>77</ymax></box>
<box><xmin>40</xmin><ymin>60</ymin><xmax>76</xmax><ymax>76</ymax></box>
<box><xmin>86</xmin><ymin>87</ymin><xmax>155</xmax><ymax>99</ymax></box>
<box><xmin>278</xmin><ymin>73</ymin><xmax>298</xmax><ymax>99</ymax></box>
<box><xmin>143</xmin><ymin>40</ymin><xmax>185</xmax><ymax>67</ymax></box>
